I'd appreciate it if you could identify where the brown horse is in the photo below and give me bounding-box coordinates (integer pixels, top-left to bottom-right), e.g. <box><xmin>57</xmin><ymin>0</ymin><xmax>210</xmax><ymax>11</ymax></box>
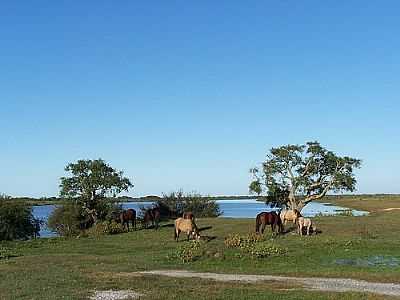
<box><xmin>183</xmin><ymin>212</ymin><xmax>194</xmax><ymax>221</ymax></box>
<box><xmin>120</xmin><ymin>209</ymin><xmax>136</xmax><ymax>231</ymax></box>
<box><xmin>174</xmin><ymin>217</ymin><xmax>200</xmax><ymax>242</ymax></box>
<box><xmin>255</xmin><ymin>211</ymin><xmax>283</xmax><ymax>234</ymax></box>
<box><xmin>143</xmin><ymin>207</ymin><xmax>161</xmax><ymax>229</ymax></box>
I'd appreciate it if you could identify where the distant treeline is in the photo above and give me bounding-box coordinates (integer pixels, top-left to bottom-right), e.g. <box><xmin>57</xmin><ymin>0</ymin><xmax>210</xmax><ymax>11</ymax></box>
<box><xmin>2</xmin><ymin>194</ymin><xmax>400</xmax><ymax>205</ymax></box>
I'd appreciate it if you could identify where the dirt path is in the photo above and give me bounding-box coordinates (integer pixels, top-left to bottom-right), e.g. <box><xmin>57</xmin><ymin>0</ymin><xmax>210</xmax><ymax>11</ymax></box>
<box><xmin>138</xmin><ymin>270</ymin><xmax>400</xmax><ymax>297</ymax></box>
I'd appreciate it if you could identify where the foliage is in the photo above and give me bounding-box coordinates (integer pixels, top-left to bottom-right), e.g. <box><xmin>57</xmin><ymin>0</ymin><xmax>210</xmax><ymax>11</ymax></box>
<box><xmin>0</xmin><ymin>201</ymin><xmax>41</xmax><ymax>241</ymax></box>
<box><xmin>224</xmin><ymin>233</ymin><xmax>286</xmax><ymax>258</ymax></box>
<box><xmin>85</xmin><ymin>221</ymin><xmax>125</xmax><ymax>237</ymax></box>
<box><xmin>48</xmin><ymin>200</ymin><xmax>123</xmax><ymax>237</ymax></box>
<box><xmin>47</xmin><ymin>204</ymin><xmax>83</xmax><ymax>237</ymax></box>
<box><xmin>60</xmin><ymin>159</ymin><xmax>132</xmax><ymax>222</ymax></box>
<box><xmin>250</xmin><ymin>141</ymin><xmax>361</xmax><ymax>210</ymax></box>
<box><xmin>224</xmin><ymin>233</ymin><xmax>265</xmax><ymax>249</ymax></box>
<box><xmin>248</xmin><ymin>242</ymin><xmax>287</xmax><ymax>258</ymax></box>
<box><xmin>155</xmin><ymin>190</ymin><xmax>221</xmax><ymax>219</ymax></box>
<box><xmin>169</xmin><ymin>240</ymin><xmax>205</xmax><ymax>263</ymax></box>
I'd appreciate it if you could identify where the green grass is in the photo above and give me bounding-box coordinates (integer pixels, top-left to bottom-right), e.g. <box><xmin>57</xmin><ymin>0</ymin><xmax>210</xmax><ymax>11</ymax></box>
<box><xmin>1</xmin><ymin>197</ymin><xmax>400</xmax><ymax>299</ymax></box>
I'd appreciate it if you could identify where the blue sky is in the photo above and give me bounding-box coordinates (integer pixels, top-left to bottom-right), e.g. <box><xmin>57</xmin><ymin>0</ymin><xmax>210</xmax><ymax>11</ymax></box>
<box><xmin>1</xmin><ymin>2</ymin><xmax>399</xmax><ymax>197</ymax></box>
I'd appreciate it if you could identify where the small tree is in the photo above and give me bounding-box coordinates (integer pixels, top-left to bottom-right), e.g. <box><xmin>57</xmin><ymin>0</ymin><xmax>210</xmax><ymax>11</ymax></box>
<box><xmin>249</xmin><ymin>142</ymin><xmax>361</xmax><ymax>211</ymax></box>
<box><xmin>59</xmin><ymin>159</ymin><xmax>133</xmax><ymax>223</ymax></box>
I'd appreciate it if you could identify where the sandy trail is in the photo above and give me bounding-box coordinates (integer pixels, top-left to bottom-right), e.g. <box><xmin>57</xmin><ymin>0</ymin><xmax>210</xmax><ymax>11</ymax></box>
<box><xmin>137</xmin><ymin>270</ymin><xmax>400</xmax><ymax>297</ymax></box>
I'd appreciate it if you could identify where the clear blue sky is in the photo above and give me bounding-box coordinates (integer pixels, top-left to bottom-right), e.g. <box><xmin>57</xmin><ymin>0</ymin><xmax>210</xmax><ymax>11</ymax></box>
<box><xmin>1</xmin><ymin>2</ymin><xmax>399</xmax><ymax>197</ymax></box>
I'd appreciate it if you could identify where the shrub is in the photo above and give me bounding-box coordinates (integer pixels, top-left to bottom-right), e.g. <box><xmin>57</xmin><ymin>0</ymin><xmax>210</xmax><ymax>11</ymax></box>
<box><xmin>224</xmin><ymin>233</ymin><xmax>264</xmax><ymax>249</ymax></box>
<box><xmin>48</xmin><ymin>200</ymin><xmax>123</xmax><ymax>237</ymax></box>
<box><xmin>48</xmin><ymin>204</ymin><xmax>83</xmax><ymax>237</ymax></box>
<box><xmin>224</xmin><ymin>233</ymin><xmax>286</xmax><ymax>258</ymax></box>
<box><xmin>155</xmin><ymin>190</ymin><xmax>221</xmax><ymax>219</ymax></box>
<box><xmin>170</xmin><ymin>240</ymin><xmax>205</xmax><ymax>263</ymax></box>
<box><xmin>0</xmin><ymin>201</ymin><xmax>40</xmax><ymax>240</ymax></box>
<box><xmin>85</xmin><ymin>221</ymin><xmax>125</xmax><ymax>237</ymax></box>
<box><xmin>248</xmin><ymin>242</ymin><xmax>287</xmax><ymax>258</ymax></box>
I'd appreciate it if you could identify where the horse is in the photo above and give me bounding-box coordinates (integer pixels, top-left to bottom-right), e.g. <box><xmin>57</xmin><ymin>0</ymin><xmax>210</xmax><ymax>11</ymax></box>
<box><xmin>174</xmin><ymin>217</ymin><xmax>200</xmax><ymax>242</ymax></box>
<box><xmin>143</xmin><ymin>207</ymin><xmax>161</xmax><ymax>229</ymax></box>
<box><xmin>280</xmin><ymin>209</ymin><xmax>301</xmax><ymax>225</ymax></box>
<box><xmin>255</xmin><ymin>211</ymin><xmax>283</xmax><ymax>234</ymax></box>
<box><xmin>183</xmin><ymin>212</ymin><xmax>195</xmax><ymax>221</ymax></box>
<box><xmin>297</xmin><ymin>217</ymin><xmax>317</xmax><ymax>236</ymax></box>
<box><xmin>120</xmin><ymin>209</ymin><xmax>136</xmax><ymax>231</ymax></box>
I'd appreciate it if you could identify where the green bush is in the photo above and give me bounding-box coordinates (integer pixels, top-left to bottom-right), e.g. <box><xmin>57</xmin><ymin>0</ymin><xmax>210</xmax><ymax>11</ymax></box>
<box><xmin>248</xmin><ymin>242</ymin><xmax>287</xmax><ymax>258</ymax></box>
<box><xmin>170</xmin><ymin>240</ymin><xmax>205</xmax><ymax>263</ymax></box>
<box><xmin>48</xmin><ymin>200</ymin><xmax>123</xmax><ymax>237</ymax></box>
<box><xmin>224</xmin><ymin>233</ymin><xmax>286</xmax><ymax>258</ymax></box>
<box><xmin>0</xmin><ymin>201</ymin><xmax>40</xmax><ymax>240</ymax></box>
<box><xmin>86</xmin><ymin>221</ymin><xmax>125</xmax><ymax>237</ymax></box>
<box><xmin>155</xmin><ymin>190</ymin><xmax>221</xmax><ymax>219</ymax></box>
<box><xmin>48</xmin><ymin>204</ymin><xmax>83</xmax><ymax>237</ymax></box>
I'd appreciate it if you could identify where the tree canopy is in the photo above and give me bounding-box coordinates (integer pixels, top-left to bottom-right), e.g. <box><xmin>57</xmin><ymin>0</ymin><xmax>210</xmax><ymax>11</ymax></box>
<box><xmin>60</xmin><ymin>159</ymin><xmax>133</xmax><ymax>222</ymax></box>
<box><xmin>249</xmin><ymin>141</ymin><xmax>361</xmax><ymax>210</ymax></box>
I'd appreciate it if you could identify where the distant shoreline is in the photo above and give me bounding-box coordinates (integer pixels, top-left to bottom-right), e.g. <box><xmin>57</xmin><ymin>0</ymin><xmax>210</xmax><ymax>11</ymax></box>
<box><xmin>3</xmin><ymin>194</ymin><xmax>400</xmax><ymax>206</ymax></box>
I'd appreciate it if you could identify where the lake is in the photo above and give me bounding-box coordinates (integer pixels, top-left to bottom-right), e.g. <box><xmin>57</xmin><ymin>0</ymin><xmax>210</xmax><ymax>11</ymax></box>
<box><xmin>33</xmin><ymin>199</ymin><xmax>368</xmax><ymax>237</ymax></box>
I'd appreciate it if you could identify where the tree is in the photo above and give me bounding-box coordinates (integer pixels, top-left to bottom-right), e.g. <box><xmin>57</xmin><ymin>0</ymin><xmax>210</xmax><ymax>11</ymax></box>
<box><xmin>249</xmin><ymin>141</ymin><xmax>361</xmax><ymax>211</ymax></box>
<box><xmin>59</xmin><ymin>159</ymin><xmax>133</xmax><ymax>223</ymax></box>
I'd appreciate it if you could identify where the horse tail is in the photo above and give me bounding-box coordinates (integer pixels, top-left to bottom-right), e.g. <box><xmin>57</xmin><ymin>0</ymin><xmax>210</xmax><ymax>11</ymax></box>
<box><xmin>255</xmin><ymin>214</ymin><xmax>260</xmax><ymax>233</ymax></box>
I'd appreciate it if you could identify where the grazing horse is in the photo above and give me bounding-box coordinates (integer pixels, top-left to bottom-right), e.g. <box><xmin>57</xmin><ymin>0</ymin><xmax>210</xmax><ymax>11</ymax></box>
<box><xmin>120</xmin><ymin>209</ymin><xmax>136</xmax><ymax>231</ymax></box>
<box><xmin>280</xmin><ymin>209</ymin><xmax>301</xmax><ymax>225</ymax></box>
<box><xmin>174</xmin><ymin>217</ymin><xmax>200</xmax><ymax>242</ymax></box>
<box><xmin>143</xmin><ymin>207</ymin><xmax>161</xmax><ymax>229</ymax></box>
<box><xmin>297</xmin><ymin>217</ymin><xmax>317</xmax><ymax>236</ymax></box>
<box><xmin>255</xmin><ymin>211</ymin><xmax>283</xmax><ymax>234</ymax></box>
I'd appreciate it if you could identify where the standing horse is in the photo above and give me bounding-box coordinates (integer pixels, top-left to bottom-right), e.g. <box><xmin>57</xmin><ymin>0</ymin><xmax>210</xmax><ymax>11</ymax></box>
<box><xmin>120</xmin><ymin>209</ymin><xmax>136</xmax><ymax>231</ymax></box>
<box><xmin>255</xmin><ymin>211</ymin><xmax>283</xmax><ymax>234</ymax></box>
<box><xmin>297</xmin><ymin>217</ymin><xmax>317</xmax><ymax>236</ymax></box>
<box><xmin>143</xmin><ymin>207</ymin><xmax>161</xmax><ymax>229</ymax></box>
<box><xmin>183</xmin><ymin>212</ymin><xmax>194</xmax><ymax>221</ymax></box>
<box><xmin>280</xmin><ymin>209</ymin><xmax>301</xmax><ymax>225</ymax></box>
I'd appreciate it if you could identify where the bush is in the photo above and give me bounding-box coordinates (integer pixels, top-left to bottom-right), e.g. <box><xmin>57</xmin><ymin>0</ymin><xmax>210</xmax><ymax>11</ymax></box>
<box><xmin>224</xmin><ymin>233</ymin><xmax>286</xmax><ymax>258</ymax></box>
<box><xmin>248</xmin><ymin>242</ymin><xmax>286</xmax><ymax>258</ymax></box>
<box><xmin>48</xmin><ymin>200</ymin><xmax>123</xmax><ymax>237</ymax></box>
<box><xmin>0</xmin><ymin>201</ymin><xmax>40</xmax><ymax>240</ymax></box>
<box><xmin>155</xmin><ymin>190</ymin><xmax>221</xmax><ymax>219</ymax></box>
<box><xmin>86</xmin><ymin>221</ymin><xmax>125</xmax><ymax>237</ymax></box>
<box><xmin>170</xmin><ymin>240</ymin><xmax>205</xmax><ymax>263</ymax></box>
<box><xmin>48</xmin><ymin>204</ymin><xmax>83</xmax><ymax>237</ymax></box>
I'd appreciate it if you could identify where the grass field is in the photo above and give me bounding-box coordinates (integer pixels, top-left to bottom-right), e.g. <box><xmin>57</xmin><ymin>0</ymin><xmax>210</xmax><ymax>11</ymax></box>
<box><xmin>1</xmin><ymin>195</ymin><xmax>400</xmax><ymax>299</ymax></box>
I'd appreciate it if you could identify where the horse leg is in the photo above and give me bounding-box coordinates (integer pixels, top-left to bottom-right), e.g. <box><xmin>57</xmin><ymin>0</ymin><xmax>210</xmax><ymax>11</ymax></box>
<box><xmin>307</xmin><ymin>226</ymin><xmax>310</xmax><ymax>236</ymax></box>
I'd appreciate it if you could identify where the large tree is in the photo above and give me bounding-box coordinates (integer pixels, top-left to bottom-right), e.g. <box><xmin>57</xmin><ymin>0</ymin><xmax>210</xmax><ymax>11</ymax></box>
<box><xmin>60</xmin><ymin>159</ymin><xmax>133</xmax><ymax>222</ymax></box>
<box><xmin>249</xmin><ymin>142</ymin><xmax>361</xmax><ymax>211</ymax></box>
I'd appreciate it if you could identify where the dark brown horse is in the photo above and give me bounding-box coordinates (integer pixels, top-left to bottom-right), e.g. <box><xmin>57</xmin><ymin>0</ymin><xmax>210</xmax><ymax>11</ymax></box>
<box><xmin>143</xmin><ymin>207</ymin><xmax>161</xmax><ymax>229</ymax></box>
<box><xmin>120</xmin><ymin>209</ymin><xmax>136</xmax><ymax>231</ymax></box>
<box><xmin>255</xmin><ymin>211</ymin><xmax>283</xmax><ymax>234</ymax></box>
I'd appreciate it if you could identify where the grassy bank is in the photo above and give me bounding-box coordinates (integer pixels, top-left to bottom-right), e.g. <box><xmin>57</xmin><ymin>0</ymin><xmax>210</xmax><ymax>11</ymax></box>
<box><xmin>1</xmin><ymin>196</ymin><xmax>400</xmax><ymax>299</ymax></box>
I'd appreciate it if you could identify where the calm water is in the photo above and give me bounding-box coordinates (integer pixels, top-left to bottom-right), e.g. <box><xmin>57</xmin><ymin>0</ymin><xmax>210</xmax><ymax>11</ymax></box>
<box><xmin>33</xmin><ymin>199</ymin><xmax>368</xmax><ymax>237</ymax></box>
